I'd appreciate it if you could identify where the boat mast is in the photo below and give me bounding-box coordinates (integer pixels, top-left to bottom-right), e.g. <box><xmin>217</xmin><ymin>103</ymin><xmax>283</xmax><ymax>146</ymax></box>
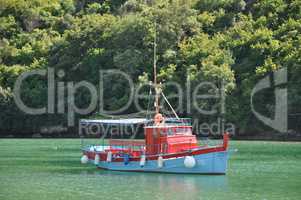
<box><xmin>154</xmin><ymin>22</ymin><xmax>160</xmax><ymax>114</ymax></box>
<box><xmin>152</xmin><ymin>22</ymin><xmax>179</xmax><ymax>119</ymax></box>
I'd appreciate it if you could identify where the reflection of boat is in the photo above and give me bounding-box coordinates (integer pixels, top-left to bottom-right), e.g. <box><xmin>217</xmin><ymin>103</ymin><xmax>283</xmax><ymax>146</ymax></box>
<box><xmin>80</xmin><ymin>29</ymin><xmax>230</xmax><ymax>174</ymax></box>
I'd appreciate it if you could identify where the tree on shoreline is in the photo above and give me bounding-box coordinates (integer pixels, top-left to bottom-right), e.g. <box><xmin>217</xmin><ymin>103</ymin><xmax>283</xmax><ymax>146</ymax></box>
<box><xmin>0</xmin><ymin>0</ymin><xmax>300</xmax><ymax>137</ymax></box>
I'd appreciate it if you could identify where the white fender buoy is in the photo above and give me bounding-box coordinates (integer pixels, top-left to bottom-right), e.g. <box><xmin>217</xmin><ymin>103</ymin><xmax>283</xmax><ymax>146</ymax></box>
<box><xmin>184</xmin><ymin>156</ymin><xmax>196</xmax><ymax>168</ymax></box>
<box><xmin>94</xmin><ymin>154</ymin><xmax>100</xmax><ymax>165</ymax></box>
<box><xmin>106</xmin><ymin>151</ymin><xmax>112</xmax><ymax>162</ymax></box>
<box><xmin>140</xmin><ymin>155</ymin><xmax>146</xmax><ymax>167</ymax></box>
<box><xmin>157</xmin><ymin>156</ymin><xmax>164</xmax><ymax>168</ymax></box>
<box><xmin>81</xmin><ymin>155</ymin><xmax>89</xmax><ymax>164</ymax></box>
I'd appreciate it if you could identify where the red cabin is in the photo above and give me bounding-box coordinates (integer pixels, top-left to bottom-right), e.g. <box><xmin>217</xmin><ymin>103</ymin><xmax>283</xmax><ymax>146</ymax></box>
<box><xmin>145</xmin><ymin>125</ymin><xmax>198</xmax><ymax>155</ymax></box>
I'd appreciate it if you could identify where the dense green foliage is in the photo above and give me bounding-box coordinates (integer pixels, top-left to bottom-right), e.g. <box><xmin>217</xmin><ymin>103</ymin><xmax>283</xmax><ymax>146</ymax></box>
<box><xmin>0</xmin><ymin>0</ymin><xmax>300</xmax><ymax>137</ymax></box>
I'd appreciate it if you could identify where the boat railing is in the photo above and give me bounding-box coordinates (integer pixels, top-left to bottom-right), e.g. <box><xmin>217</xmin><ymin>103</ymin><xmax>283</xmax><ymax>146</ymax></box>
<box><xmin>106</xmin><ymin>138</ymin><xmax>224</xmax><ymax>157</ymax></box>
<box><xmin>198</xmin><ymin>138</ymin><xmax>224</xmax><ymax>147</ymax></box>
<box><xmin>109</xmin><ymin>139</ymin><xmax>145</xmax><ymax>147</ymax></box>
<box><xmin>145</xmin><ymin>118</ymin><xmax>192</xmax><ymax>126</ymax></box>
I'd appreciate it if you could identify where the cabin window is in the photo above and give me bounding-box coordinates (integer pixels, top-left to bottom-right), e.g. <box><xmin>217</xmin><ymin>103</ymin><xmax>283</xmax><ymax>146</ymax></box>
<box><xmin>167</xmin><ymin>128</ymin><xmax>173</xmax><ymax>135</ymax></box>
<box><xmin>175</xmin><ymin>127</ymin><xmax>192</xmax><ymax>135</ymax></box>
<box><xmin>160</xmin><ymin>127</ymin><xmax>192</xmax><ymax>136</ymax></box>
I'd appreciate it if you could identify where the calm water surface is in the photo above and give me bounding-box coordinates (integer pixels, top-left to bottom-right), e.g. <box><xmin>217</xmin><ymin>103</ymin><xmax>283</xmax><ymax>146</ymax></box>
<box><xmin>0</xmin><ymin>139</ymin><xmax>300</xmax><ymax>200</ymax></box>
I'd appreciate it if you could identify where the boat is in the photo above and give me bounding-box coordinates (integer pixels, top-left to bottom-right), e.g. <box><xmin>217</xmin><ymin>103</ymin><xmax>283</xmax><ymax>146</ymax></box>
<box><xmin>79</xmin><ymin>28</ymin><xmax>230</xmax><ymax>174</ymax></box>
<box><xmin>80</xmin><ymin>118</ymin><xmax>229</xmax><ymax>174</ymax></box>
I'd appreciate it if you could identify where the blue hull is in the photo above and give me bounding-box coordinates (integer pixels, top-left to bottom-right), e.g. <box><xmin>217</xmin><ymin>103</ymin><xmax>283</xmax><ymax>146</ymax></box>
<box><xmin>96</xmin><ymin>151</ymin><xmax>229</xmax><ymax>174</ymax></box>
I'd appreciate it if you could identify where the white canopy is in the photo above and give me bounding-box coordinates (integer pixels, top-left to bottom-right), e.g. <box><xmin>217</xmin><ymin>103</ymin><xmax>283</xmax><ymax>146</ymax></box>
<box><xmin>80</xmin><ymin>118</ymin><xmax>150</xmax><ymax>125</ymax></box>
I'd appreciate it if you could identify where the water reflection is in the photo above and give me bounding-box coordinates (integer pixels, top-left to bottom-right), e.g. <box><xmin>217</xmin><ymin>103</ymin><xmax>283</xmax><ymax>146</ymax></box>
<box><xmin>80</xmin><ymin>170</ymin><xmax>228</xmax><ymax>200</ymax></box>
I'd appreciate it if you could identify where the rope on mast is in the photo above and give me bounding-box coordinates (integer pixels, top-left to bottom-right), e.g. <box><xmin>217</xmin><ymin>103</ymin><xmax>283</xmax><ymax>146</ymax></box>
<box><xmin>161</xmin><ymin>92</ymin><xmax>179</xmax><ymax>119</ymax></box>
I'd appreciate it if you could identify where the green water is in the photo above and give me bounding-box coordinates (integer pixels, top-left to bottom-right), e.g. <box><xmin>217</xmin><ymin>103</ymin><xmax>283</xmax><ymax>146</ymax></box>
<box><xmin>0</xmin><ymin>139</ymin><xmax>300</xmax><ymax>200</ymax></box>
